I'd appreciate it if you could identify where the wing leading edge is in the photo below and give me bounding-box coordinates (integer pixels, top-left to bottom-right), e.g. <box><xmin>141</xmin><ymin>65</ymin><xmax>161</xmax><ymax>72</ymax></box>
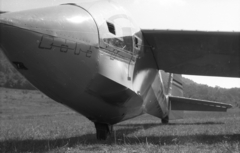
<box><xmin>142</xmin><ymin>30</ymin><xmax>240</xmax><ymax>77</ymax></box>
<box><xmin>169</xmin><ymin>96</ymin><xmax>232</xmax><ymax>112</ymax></box>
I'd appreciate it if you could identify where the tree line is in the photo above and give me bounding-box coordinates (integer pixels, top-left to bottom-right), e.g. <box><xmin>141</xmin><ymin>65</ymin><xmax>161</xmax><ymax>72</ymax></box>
<box><xmin>0</xmin><ymin>50</ymin><xmax>35</xmax><ymax>89</ymax></box>
<box><xmin>182</xmin><ymin>77</ymin><xmax>240</xmax><ymax>108</ymax></box>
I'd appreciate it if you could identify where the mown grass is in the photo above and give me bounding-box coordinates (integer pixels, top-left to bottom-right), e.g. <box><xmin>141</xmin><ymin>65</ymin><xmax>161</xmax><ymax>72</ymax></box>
<box><xmin>0</xmin><ymin>87</ymin><xmax>240</xmax><ymax>153</ymax></box>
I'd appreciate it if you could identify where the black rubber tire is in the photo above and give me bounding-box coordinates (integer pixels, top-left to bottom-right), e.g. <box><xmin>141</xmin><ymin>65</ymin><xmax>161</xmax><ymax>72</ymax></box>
<box><xmin>161</xmin><ymin>116</ymin><xmax>169</xmax><ymax>124</ymax></box>
<box><xmin>94</xmin><ymin>122</ymin><xmax>112</xmax><ymax>140</ymax></box>
<box><xmin>96</xmin><ymin>128</ymin><xmax>108</xmax><ymax>140</ymax></box>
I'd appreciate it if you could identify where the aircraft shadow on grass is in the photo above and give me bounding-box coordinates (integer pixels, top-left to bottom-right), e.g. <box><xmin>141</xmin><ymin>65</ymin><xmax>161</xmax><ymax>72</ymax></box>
<box><xmin>1</xmin><ymin>122</ymin><xmax>239</xmax><ymax>152</ymax></box>
<box><xmin>117</xmin><ymin>121</ymin><xmax>224</xmax><ymax>127</ymax></box>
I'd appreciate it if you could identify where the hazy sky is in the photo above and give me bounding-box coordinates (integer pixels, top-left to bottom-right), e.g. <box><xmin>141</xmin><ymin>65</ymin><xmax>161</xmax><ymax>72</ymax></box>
<box><xmin>1</xmin><ymin>0</ymin><xmax>240</xmax><ymax>88</ymax></box>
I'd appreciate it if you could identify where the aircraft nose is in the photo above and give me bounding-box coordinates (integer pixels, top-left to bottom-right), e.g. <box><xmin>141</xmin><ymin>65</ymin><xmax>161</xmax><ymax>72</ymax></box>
<box><xmin>0</xmin><ymin>5</ymin><xmax>99</xmax><ymax>103</ymax></box>
<box><xmin>0</xmin><ymin>13</ymin><xmax>12</xmax><ymax>25</ymax></box>
<box><xmin>0</xmin><ymin>5</ymin><xmax>99</xmax><ymax>35</ymax></box>
<box><xmin>0</xmin><ymin>10</ymin><xmax>46</xmax><ymax>35</ymax></box>
<box><xmin>0</xmin><ymin>12</ymin><xmax>25</xmax><ymax>27</ymax></box>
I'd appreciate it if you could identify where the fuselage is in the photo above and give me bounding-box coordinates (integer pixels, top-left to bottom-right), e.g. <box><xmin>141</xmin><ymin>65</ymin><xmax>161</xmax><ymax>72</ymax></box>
<box><xmin>0</xmin><ymin>1</ymin><xmax>171</xmax><ymax>124</ymax></box>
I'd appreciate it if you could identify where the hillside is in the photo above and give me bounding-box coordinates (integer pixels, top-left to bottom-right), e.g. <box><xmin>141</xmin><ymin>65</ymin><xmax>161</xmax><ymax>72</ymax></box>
<box><xmin>0</xmin><ymin>49</ymin><xmax>35</xmax><ymax>89</ymax></box>
<box><xmin>182</xmin><ymin>77</ymin><xmax>240</xmax><ymax>108</ymax></box>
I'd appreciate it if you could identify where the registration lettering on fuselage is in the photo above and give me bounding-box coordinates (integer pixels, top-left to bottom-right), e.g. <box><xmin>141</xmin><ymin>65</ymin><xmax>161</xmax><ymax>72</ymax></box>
<box><xmin>38</xmin><ymin>35</ymin><xmax>92</xmax><ymax>58</ymax></box>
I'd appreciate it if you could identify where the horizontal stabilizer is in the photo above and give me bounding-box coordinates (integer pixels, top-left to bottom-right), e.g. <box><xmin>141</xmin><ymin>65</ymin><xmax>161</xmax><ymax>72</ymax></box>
<box><xmin>169</xmin><ymin>96</ymin><xmax>232</xmax><ymax>112</ymax></box>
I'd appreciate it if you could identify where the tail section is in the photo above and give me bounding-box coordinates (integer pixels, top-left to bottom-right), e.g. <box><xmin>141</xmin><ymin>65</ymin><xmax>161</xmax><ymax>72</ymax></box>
<box><xmin>168</xmin><ymin>73</ymin><xmax>232</xmax><ymax>120</ymax></box>
<box><xmin>167</xmin><ymin>74</ymin><xmax>185</xmax><ymax>119</ymax></box>
<box><xmin>145</xmin><ymin>71</ymin><xmax>232</xmax><ymax>122</ymax></box>
<box><xmin>170</xmin><ymin>74</ymin><xmax>183</xmax><ymax>97</ymax></box>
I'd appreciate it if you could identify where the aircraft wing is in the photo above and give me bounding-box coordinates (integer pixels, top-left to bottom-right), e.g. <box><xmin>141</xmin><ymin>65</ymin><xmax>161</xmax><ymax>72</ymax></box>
<box><xmin>169</xmin><ymin>96</ymin><xmax>232</xmax><ymax>112</ymax></box>
<box><xmin>142</xmin><ymin>30</ymin><xmax>240</xmax><ymax>77</ymax></box>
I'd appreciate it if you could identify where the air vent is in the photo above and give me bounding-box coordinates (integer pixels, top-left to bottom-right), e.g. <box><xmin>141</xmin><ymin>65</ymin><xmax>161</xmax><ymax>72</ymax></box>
<box><xmin>107</xmin><ymin>22</ymin><xmax>116</xmax><ymax>35</ymax></box>
<box><xmin>12</xmin><ymin>62</ymin><xmax>28</xmax><ymax>70</ymax></box>
<box><xmin>134</xmin><ymin>36</ymin><xmax>142</xmax><ymax>49</ymax></box>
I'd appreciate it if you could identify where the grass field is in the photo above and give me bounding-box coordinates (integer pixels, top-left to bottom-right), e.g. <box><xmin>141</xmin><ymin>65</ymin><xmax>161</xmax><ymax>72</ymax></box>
<box><xmin>0</xmin><ymin>87</ymin><xmax>240</xmax><ymax>153</ymax></box>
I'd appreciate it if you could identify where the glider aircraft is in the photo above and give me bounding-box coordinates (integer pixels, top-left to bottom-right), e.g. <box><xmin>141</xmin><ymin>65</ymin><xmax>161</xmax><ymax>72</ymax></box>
<box><xmin>0</xmin><ymin>1</ymin><xmax>239</xmax><ymax>140</ymax></box>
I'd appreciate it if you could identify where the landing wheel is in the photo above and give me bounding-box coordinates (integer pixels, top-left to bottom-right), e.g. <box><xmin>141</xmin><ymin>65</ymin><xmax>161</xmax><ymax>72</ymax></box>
<box><xmin>161</xmin><ymin>115</ymin><xmax>169</xmax><ymax>124</ymax></box>
<box><xmin>94</xmin><ymin>122</ymin><xmax>113</xmax><ymax>140</ymax></box>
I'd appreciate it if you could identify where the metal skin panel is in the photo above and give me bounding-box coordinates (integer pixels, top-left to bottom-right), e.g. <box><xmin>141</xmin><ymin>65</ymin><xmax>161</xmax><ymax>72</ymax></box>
<box><xmin>0</xmin><ymin>3</ymin><xmax>167</xmax><ymax>124</ymax></box>
<box><xmin>87</xmin><ymin>1</ymin><xmax>142</xmax><ymax>89</ymax></box>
